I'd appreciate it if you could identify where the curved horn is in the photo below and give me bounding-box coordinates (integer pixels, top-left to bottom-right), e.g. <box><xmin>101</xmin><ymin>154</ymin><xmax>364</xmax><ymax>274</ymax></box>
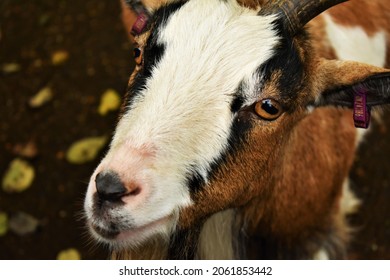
<box><xmin>259</xmin><ymin>0</ymin><xmax>348</xmax><ymax>36</ymax></box>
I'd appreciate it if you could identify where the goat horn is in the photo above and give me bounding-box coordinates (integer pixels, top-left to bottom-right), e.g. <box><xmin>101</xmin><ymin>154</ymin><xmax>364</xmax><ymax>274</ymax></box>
<box><xmin>259</xmin><ymin>0</ymin><xmax>348</xmax><ymax>36</ymax></box>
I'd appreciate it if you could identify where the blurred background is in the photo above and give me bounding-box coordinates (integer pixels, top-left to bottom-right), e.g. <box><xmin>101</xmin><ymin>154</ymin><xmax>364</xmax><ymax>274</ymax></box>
<box><xmin>0</xmin><ymin>0</ymin><xmax>389</xmax><ymax>260</ymax></box>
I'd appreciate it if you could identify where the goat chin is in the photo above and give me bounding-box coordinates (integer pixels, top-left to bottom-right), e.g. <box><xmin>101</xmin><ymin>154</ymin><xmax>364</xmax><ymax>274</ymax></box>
<box><xmin>111</xmin><ymin>236</ymin><xmax>169</xmax><ymax>260</ymax></box>
<box><xmin>110</xmin><ymin>209</ymin><xmax>238</xmax><ymax>260</ymax></box>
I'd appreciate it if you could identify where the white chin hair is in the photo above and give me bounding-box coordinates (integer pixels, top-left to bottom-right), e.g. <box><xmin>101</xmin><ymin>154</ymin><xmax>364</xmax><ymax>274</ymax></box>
<box><xmin>89</xmin><ymin>213</ymin><xmax>177</xmax><ymax>250</ymax></box>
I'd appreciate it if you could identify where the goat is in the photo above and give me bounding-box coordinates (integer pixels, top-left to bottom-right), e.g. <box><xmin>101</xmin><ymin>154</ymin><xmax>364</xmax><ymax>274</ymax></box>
<box><xmin>84</xmin><ymin>0</ymin><xmax>390</xmax><ymax>259</ymax></box>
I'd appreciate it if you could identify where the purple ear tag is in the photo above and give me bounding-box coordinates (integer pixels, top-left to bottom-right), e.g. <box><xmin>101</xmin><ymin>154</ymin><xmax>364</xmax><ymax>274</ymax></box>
<box><xmin>131</xmin><ymin>12</ymin><xmax>149</xmax><ymax>36</ymax></box>
<box><xmin>128</xmin><ymin>0</ymin><xmax>150</xmax><ymax>36</ymax></box>
<box><xmin>353</xmin><ymin>88</ymin><xmax>371</xmax><ymax>129</ymax></box>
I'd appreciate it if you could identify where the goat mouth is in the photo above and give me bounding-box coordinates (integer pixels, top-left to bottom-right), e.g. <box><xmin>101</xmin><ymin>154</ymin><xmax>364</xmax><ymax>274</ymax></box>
<box><xmin>90</xmin><ymin>215</ymin><xmax>172</xmax><ymax>243</ymax></box>
<box><xmin>92</xmin><ymin>224</ymin><xmax>120</xmax><ymax>240</ymax></box>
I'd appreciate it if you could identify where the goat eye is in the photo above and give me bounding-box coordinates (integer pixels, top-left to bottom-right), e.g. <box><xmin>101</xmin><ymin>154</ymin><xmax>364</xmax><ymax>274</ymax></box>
<box><xmin>255</xmin><ymin>99</ymin><xmax>283</xmax><ymax>121</ymax></box>
<box><xmin>133</xmin><ymin>47</ymin><xmax>143</xmax><ymax>65</ymax></box>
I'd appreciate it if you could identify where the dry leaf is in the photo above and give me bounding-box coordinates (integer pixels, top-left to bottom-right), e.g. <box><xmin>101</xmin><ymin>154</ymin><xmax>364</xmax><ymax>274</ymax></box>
<box><xmin>57</xmin><ymin>248</ymin><xmax>81</xmax><ymax>260</ymax></box>
<box><xmin>98</xmin><ymin>89</ymin><xmax>121</xmax><ymax>116</ymax></box>
<box><xmin>51</xmin><ymin>50</ymin><xmax>69</xmax><ymax>65</ymax></box>
<box><xmin>66</xmin><ymin>136</ymin><xmax>108</xmax><ymax>164</ymax></box>
<box><xmin>8</xmin><ymin>212</ymin><xmax>39</xmax><ymax>236</ymax></box>
<box><xmin>29</xmin><ymin>86</ymin><xmax>53</xmax><ymax>108</ymax></box>
<box><xmin>2</xmin><ymin>159</ymin><xmax>35</xmax><ymax>193</ymax></box>
<box><xmin>2</xmin><ymin>63</ymin><xmax>21</xmax><ymax>74</ymax></box>
<box><xmin>0</xmin><ymin>212</ymin><xmax>8</xmax><ymax>237</ymax></box>
<box><xmin>12</xmin><ymin>141</ymin><xmax>38</xmax><ymax>158</ymax></box>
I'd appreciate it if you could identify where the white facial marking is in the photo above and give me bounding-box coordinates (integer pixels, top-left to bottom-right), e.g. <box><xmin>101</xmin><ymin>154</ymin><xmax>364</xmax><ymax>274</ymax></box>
<box><xmin>323</xmin><ymin>14</ymin><xmax>387</xmax><ymax>67</ymax></box>
<box><xmin>114</xmin><ymin>0</ymin><xmax>278</xmax><ymax>179</ymax></box>
<box><xmin>85</xmin><ymin>0</ymin><xmax>280</xmax><ymax>246</ymax></box>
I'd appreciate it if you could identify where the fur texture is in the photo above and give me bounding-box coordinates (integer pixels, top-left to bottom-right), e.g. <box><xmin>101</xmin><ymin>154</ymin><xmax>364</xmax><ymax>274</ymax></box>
<box><xmin>85</xmin><ymin>0</ymin><xmax>390</xmax><ymax>259</ymax></box>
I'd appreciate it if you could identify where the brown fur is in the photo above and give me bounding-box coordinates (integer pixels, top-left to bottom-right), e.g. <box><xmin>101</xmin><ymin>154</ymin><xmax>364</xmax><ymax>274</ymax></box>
<box><xmin>241</xmin><ymin>110</ymin><xmax>355</xmax><ymax>258</ymax></box>
<box><xmin>237</xmin><ymin>0</ymin><xmax>263</xmax><ymax>9</ymax></box>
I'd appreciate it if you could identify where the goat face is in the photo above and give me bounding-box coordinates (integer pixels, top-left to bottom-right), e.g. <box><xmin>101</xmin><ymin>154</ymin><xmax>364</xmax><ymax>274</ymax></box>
<box><xmin>84</xmin><ymin>0</ymin><xmax>390</xmax><ymax>254</ymax></box>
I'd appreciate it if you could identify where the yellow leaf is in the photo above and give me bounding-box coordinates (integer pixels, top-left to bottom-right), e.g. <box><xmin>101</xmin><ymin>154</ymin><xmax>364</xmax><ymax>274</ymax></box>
<box><xmin>66</xmin><ymin>136</ymin><xmax>108</xmax><ymax>164</ymax></box>
<box><xmin>98</xmin><ymin>89</ymin><xmax>121</xmax><ymax>116</ymax></box>
<box><xmin>0</xmin><ymin>212</ymin><xmax>8</xmax><ymax>237</ymax></box>
<box><xmin>2</xmin><ymin>159</ymin><xmax>35</xmax><ymax>193</ymax></box>
<box><xmin>2</xmin><ymin>63</ymin><xmax>21</xmax><ymax>73</ymax></box>
<box><xmin>51</xmin><ymin>50</ymin><xmax>69</xmax><ymax>65</ymax></box>
<box><xmin>57</xmin><ymin>248</ymin><xmax>81</xmax><ymax>260</ymax></box>
<box><xmin>29</xmin><ymin>86</ymin><xmax>53</xmax><ymax>108</ymax></box>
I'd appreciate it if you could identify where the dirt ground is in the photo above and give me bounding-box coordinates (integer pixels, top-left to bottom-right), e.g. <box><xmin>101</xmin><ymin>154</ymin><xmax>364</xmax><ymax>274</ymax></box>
<box><xmin>0</xmin><ymin>0</ymin><xmax>389</xmax><ymax>260</ymax></box>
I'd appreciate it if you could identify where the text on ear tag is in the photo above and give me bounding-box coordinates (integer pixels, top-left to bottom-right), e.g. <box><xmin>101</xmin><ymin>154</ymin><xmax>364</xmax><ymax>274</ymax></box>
<box><xmin>131</xmin><ymin>12</ymin><xmax>149</xmax><ymax>35</ymax></box>
<box><xmin>353</xmin><ymin>89</ymin><xmax>371</xmax><ymax>129</ymax></box>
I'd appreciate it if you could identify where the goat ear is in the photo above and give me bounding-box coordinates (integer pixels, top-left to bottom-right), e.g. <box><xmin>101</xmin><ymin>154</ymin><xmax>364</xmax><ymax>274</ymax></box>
<box><xmin>314</xmin><ymin>59</ymin><xmax>390</xmax><ymax>108</ymax></box>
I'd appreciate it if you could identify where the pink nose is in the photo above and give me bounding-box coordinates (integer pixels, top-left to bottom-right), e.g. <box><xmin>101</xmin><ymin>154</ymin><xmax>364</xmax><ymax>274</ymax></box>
<box><xmin>95</xmin><ymin>171</ymin><xmax>141</xmax><ymax>201</ymax></box>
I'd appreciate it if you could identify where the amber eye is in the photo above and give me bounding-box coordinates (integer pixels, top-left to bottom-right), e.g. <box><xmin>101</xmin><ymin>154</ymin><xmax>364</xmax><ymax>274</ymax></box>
<box><xmin>133</xmin><ymin>47</ymin><xmax>143</xmax><ymax>65</ymax></box>
<box><xmin>255</xmin><ymin>99</ymin><xmax>283</xmax><ymax>120</ymax></box>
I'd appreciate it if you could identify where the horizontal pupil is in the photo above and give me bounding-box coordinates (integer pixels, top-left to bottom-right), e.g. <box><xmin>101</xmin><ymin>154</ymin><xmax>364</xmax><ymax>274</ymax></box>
<box><xmin>262</xmin><ymin>100</ymin><xmax>279</xmax><ymax>115</ymax></box>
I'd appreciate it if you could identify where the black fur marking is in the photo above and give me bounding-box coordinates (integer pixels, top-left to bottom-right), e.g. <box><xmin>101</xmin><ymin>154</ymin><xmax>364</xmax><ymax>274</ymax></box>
<box><xmin>231</xmin><ymin>92</ymin><xmax>245</xmax><ymax>113</ymax></box>
<box><xmin>262</xmin><ymin>47</ymin><xmax>305</xmax><ymax>102</ymax></box>
<box><xmin>260</xmin><ymin>19</ymin><xmax>307</xmax><ymax>108</ymax></box>
<box><xmin>124</xmin><ymin>2</ymin><xmax>187</xmax><ymax>111</ymax></box>
<box><xmin>186</xmin><ymin>167</ymin><xmax>206</xmax><ymax>193</ymax></box>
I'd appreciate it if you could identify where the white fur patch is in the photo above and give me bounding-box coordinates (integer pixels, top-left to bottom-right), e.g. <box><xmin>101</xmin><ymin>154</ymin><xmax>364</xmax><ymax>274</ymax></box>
<box><xmin>323</xmin><ymin>14</ymin><xmax>387</xmax><ymax>67</ymax></box>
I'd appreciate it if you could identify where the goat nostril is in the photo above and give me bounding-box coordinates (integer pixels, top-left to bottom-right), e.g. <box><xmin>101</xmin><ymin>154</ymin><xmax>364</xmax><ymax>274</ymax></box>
<box><xmin>128</xmin><ymin>187</ymin><xmax>141</xmax><ymax>196</ymax></box>
<box><xmin>95</xmin><ymin>171</ymin><xmax>127</xmax><ymax>201</ymax></box>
